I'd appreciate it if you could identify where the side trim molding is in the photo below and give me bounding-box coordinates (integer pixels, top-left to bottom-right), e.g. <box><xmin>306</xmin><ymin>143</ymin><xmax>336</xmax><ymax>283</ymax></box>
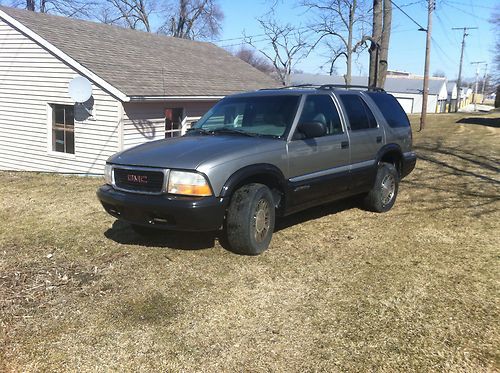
<box><xmin>289</xmin><ymin>159</ymin><xmax>376</xmax><ymax>183</ymax></box>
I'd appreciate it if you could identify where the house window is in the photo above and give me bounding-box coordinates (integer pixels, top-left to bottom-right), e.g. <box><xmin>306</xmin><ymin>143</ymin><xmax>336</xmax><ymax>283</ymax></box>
<box><xmin>165</xmin><ymin>108</ymin><xmax>183</xmax><ymax>138</ymax></box>
<box><xmin>52</xmin><ymin>104</ymin><xmax>75</xmax><ymax>154</ymax></box>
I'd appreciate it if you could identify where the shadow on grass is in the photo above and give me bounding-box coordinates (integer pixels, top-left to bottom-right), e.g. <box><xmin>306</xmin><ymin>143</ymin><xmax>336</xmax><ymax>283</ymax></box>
<box><xmin>411</xmin><ymin>142</ymin><xmax>500</xmax><ymax>216</ymax></box>
<box><xmin>275</xmin><ymin>197</ymin><xmax>360</xmax><ymax>232</ymax></box>
<box><xmin>104</xmin><ymin>198</ymin><xmax>361</xmax><ymax>250</ymax></box>
<box><xmin>104</xmin><ymin>220</ymin><xmax>219</xmax><ymax>250</ymax></box>
<box><xmin>456</xmin><ymin>116</ymin><xmax>500</xmax><ymax>128</ymax></box>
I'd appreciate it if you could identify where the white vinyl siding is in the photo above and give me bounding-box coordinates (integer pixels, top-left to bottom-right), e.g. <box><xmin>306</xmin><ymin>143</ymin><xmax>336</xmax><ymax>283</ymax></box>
<box><xmin>122</xmin><ymin>101</ymin><xmax>217</xmax><ymax>149</ymax></box>
<box><xmin>0</xmin><ymin>19</ymin><xmax>120</xmax><ymax>174</ymax></box>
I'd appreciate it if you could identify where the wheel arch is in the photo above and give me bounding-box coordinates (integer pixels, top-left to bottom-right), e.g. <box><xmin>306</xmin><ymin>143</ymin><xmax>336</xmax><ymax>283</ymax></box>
<box><xmin>376</xmin><ymin>144</ymin><xmax>403</xmax><ymax>176</ymax></box>
<box><xmin>220</xmin><ymin>164</ymin><xmax>287</xmax><ymax>212</ymax></box>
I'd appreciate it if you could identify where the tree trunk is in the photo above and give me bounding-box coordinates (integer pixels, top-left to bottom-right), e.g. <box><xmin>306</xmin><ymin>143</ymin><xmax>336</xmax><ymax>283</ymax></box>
<box><xmin>369</xmin><ymin>0</ymin><xmax>382</xmax><ymax>88</ymax></box>
<box><xmin>345</xmin><ymin>0</ymin><xmax>356</xmax><ymax>86</ymax></box>
<box><xmin>26</xmin><ymin>0</ymin><xmax>35</xmax><ymax>11</ymax></box>
<box><xmin>377</xmin><ymin>0</ymin><xmax>392</xmax><ymax>87</ymax></box>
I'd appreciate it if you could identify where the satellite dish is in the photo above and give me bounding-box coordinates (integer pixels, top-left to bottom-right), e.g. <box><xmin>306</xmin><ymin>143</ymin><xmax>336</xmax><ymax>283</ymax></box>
<box><xmin>68</xmin><ymin>76</ymin><xmax>92</xmax><ymax>103</ymax></box>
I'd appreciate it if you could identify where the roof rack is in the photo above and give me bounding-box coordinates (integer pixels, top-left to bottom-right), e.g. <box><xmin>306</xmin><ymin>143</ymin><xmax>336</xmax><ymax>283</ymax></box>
<box><xmin>318</xmin><ymin>84</ymin><xmax>385</xmax><ymax>92</ymax></box>
<box><xmin>258</xmin><ymin>84</ymin><xmax>386</xmax><ymax>92</ymax></box>
<box><xmin>259</xmin><ymin>84</ymin><xmax>319</xmax><ymax>91</ymax></box>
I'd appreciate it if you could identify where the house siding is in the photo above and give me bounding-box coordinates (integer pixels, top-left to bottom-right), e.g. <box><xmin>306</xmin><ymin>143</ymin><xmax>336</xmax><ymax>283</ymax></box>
<box><xmin>122</xmin><ymin>101</ymin><xmax>217</xmax><ymax>149</ymax></box>
<box><xmin>391</xmin><ymin>93</ymin><xmax>438</xmax><ymax>114</ymax></box>
<box><xmin>0</xmin><ymin>19</ymin><xmax>120</xmax><ymax>174</ymax></box>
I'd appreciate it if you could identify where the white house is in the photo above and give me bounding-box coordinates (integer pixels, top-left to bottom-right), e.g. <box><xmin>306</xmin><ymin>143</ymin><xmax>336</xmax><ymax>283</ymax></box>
<box><xmin>0</xmin><ymin>6</ymin><xmax>275</xmax><ymax>174</ymax></box>
<box><xmin>291</xmin><ymin>73</ymin><xmax>449</xmax><ymax>114</ymax></box>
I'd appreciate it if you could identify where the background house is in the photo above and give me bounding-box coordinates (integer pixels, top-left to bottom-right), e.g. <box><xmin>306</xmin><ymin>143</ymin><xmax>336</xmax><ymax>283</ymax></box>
<box><xmin>292</xmin><ymin>73</ymin><xmax>448</xmax><ymax>114</ymax></box>
<box><xmin>0</xmin><ymin>7</ymin><xmax>276</xmax><ymax>174</ymax></box>
<box><xmin>446</xmin><ymin>82</ymin><xmax>458</xmax><ymax>112</ymax></box>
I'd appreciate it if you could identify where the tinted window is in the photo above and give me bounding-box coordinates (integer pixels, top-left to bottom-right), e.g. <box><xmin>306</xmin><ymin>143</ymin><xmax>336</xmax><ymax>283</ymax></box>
<box><xmin>298</xmin><ymin>95</ymin><xmax>343</xmax><ymax>135</ymax></box>
<box><xmin>366</xmin><ymin>92</ymin><xmax>410</xmax><ymax>128</ymax></box>
<box><xmin>195</xmin><ymin>95</ymin><xmax>300</xmax><ymax>137</ymax></box>
<box><xmin>339</xmin><ymin>95</ymin><xmax>377</xmax><ymax>131</ymax></box>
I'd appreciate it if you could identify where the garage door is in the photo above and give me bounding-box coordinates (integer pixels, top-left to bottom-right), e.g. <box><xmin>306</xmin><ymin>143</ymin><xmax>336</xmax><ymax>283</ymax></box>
<box><xmin>395</xmin><ymin>97</ymin><xmax>414</xmax><ymax>113</ymax></box>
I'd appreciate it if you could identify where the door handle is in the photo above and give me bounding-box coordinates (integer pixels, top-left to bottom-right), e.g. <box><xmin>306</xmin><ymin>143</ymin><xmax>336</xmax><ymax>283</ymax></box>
<box><xmin>376</xmin><ymin>136</ymin><xmax>382</xmax><ymax>143</ymax></box>
<box><xmin>341</xmin><ymin>141</ymin><xmax>349</xmax><ymax>149</ymax></box>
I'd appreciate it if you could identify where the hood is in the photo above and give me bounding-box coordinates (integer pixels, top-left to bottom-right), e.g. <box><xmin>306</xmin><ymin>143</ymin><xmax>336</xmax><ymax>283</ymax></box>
<box><xmin>108</xmin><ymin>134</ymin><xmax>281</xmax><ymax>170</ymax></box>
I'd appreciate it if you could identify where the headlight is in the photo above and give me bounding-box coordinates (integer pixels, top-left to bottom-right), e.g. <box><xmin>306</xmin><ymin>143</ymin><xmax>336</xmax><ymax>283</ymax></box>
<box><xmin>167</xmin><ymin>170</ymin><xmax>212</xmax><ymax>196</ymax></box>
<box><xmin>104</xmin><ymin>164</ymin><xmax>113</xmax><ymax>185</ymax></box>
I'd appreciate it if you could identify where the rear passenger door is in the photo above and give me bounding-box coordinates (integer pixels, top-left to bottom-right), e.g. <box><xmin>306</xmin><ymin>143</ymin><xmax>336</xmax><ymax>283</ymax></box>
<box><xmin>287</xmin><ymin>94</ymin><xmax>350</xmax><ymax>207</ymax></box>
<box><xmin>337</xmin><ymin>93</ymin><xmax>385</xmax><ymax>190</ymax></box>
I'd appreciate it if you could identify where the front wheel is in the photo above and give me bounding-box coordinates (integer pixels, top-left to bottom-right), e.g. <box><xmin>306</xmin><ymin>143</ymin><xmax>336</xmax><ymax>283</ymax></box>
<box><xmin>225</xmin><ymin>183</ymin><xmax>276</xmax><ymax>255</ymax></box>
<box><xmin>363</xmin><ymin>162</ymin><xmax>399</xmax><ymax>212</ymax></box>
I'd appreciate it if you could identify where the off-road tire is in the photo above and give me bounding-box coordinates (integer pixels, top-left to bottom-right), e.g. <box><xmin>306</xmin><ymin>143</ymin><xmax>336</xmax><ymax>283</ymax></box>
<box><xmin>363</xmin><ymin>162</ymin><xmax>399</xmax><ymax>212</ymax></box>
<box><xmin>225</xmin><ymin>183</ymin><xmax>276</xmax><ymax>255</ymax></box>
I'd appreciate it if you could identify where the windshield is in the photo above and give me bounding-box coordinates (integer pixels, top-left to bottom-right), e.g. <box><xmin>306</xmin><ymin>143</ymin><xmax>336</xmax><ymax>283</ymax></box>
<box><xmin>193</xmin><ymin>95</ymin><xmax>300</xmax><ymax>138</ymax></box>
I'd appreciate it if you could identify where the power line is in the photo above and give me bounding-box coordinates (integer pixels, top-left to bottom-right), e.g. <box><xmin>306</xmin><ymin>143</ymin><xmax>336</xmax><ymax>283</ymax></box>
<box><xmin>431</xmin><ymin>36</ymin><xmax>455</xmax><ymax>67</ymax></box>
<box><xmin>441</xmin><ymin>0</ymin><xmax>496</xmax><ymax>10</ymax></box>
<box><xmin>443</xmin><ymin>2</ymin><xmax>491</xmax><ymax>21</ymax></box>
<box><xmin>434</xmin><ymin>12</ymin><xmax>456</xmax><ymax>46</ymax></box>
<box><xmin>388</xmin><ymin>0</ymin><xmax>427</xmax><ymax>30</ymax></box>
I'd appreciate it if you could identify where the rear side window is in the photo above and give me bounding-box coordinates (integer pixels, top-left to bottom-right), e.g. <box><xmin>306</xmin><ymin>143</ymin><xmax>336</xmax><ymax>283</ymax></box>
<box><xmin>339</xmin><ymin>95</ymin><xmax>377</xmax><ymax>131</ymax></box>
<box><xmin>299</xmin><ymin>95</ymin><xmax>343</xmax><ymax>135</ymax></box>
<box><xmin>366</xmin><ymin>92</ymin><xmax>410</xmax><ymax>128</ymax></box>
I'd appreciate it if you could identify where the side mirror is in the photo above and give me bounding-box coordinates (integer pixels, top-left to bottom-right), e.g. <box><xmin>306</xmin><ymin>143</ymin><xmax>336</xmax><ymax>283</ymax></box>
<box><xmin>297</xmin><ymin>121</ymin><xmax>327</xmax><ymax>139</ymax></box>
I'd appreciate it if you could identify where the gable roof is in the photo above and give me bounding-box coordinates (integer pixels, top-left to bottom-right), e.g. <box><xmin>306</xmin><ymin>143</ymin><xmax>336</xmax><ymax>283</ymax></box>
<box><xmin>0</xmin><ymin>6</ymin><xmax>277</xmax><ymax>101</ymax></box>
<box><xmin>292</xmin><ymin>73</ymin><xmax>447</xmax><ymax>96</ymax></box>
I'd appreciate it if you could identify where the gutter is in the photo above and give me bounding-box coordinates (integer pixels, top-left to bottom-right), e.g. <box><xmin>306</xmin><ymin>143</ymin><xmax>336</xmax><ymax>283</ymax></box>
<box><xmin>128</xmin><ymin>96</ymin><xmax>225</xmax><ymax>102</ymax></box>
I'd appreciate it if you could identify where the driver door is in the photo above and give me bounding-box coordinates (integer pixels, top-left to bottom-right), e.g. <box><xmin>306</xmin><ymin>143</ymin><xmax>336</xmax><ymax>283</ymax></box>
<box><xmin>287</xmin><ymin>94</ymin><xmax>350</xmax><ymax>208</ymax></box>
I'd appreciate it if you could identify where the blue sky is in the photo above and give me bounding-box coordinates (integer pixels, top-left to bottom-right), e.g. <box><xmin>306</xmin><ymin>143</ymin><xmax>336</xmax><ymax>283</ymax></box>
<box><xmin>213</xmin><ymin>0</ymin><xmax>498</xmax><ymax>81</ymax></box>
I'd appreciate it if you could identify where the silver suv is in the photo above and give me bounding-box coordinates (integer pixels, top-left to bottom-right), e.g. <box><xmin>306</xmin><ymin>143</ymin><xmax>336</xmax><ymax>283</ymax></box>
<box><xmin>97</xmin><ymin>85</ymin><xmax>416</xmax><ymax>255</ymax></box>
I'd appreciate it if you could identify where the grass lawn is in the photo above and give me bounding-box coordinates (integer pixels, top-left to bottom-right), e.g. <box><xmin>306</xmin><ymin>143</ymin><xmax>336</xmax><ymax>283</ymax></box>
<box><xmin>1</xmin><ymin>113</ymin><xmax>499</xmax><ymax>372</ymax></box>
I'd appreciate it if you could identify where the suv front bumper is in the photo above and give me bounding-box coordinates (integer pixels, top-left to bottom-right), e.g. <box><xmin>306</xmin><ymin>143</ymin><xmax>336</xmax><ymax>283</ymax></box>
<box><xmin>97</xmin><ymin>185</ymin><xmax>227</xmax><ymax>231</ymax></box>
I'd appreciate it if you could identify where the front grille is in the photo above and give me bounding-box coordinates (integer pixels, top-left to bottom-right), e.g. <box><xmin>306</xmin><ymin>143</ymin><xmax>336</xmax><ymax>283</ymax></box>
<box><xmin>113</xmin><ymin>167</ymin><xmax>165</xmax><ymax>194</ymax></box>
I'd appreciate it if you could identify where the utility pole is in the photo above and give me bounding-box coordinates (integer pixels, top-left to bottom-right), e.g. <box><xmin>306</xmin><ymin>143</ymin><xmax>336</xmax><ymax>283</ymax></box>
<box><xmin>419</xmin><ymin>0</ymin><xmax>434</xmax><ymax>131</ymax></box>
<box><xmin>452</xmin><ymin>27</ymin><xmax>477</xmax><ymax>112</ymax></box>
<box><xmin>481</xmin><ymin>63</ymin><xmax>488</xmax><ymax>103</ymax></box>
<box><xmin>471</xmin><ymin>61</ymin><xmax>486</xmax><ymax>111</ymax></box>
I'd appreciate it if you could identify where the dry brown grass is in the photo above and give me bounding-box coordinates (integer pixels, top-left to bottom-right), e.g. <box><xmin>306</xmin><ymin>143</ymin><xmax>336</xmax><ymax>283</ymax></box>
<box><xmin>1</xmin><ymin>113</ymin><xmax>499</xmax><ymax>372</ymax></box>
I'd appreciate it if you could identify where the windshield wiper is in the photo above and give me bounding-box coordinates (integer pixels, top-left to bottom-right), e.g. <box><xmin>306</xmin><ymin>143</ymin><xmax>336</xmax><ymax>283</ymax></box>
<box><xmin>186</xmin><ymin>128</ymin><xmax>213</xmax><ymax>135</ymax></box>
<box><xmin>210</xmin><ymin>128</ymin><xmax>259</xmax><ymax>137</ymax></box>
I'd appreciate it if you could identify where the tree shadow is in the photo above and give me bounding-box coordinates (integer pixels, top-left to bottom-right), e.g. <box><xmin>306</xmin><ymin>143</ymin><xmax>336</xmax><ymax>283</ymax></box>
<box><xmin>410</xmin><ymin>142</ymin><xmax>500</xmax><ymax>217</ymax></box>
<box><xmin>456</xmin><ymin>117</ymin><xmax>500</xmax><ymax>128</ymax></box>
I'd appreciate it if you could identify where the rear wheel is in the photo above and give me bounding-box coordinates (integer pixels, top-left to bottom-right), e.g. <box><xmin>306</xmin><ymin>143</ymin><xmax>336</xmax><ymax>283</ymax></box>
<box><xmin>363</xmin><ymin>162</ymin><xmax>399</xmax><ymax>212</ymax></box>
<box><xmin>225</xmin><ymin>183</ymin><xmax>276</xmax><ymax>255</ymax></box>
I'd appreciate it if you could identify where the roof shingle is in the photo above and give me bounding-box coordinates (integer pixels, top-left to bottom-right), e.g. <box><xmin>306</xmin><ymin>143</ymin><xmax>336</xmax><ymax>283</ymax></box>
<box><xmin>0</xmin><ymin>6</ymin><xmax>277</xmax><ymax>97</ymax></box>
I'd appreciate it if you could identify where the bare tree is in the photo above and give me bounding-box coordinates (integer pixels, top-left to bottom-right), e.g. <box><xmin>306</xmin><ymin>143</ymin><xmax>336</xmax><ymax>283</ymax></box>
<box><xmin>8</xmin><ymin>0</ymin><xmax>94</xmax><ymax>17</ymax></box>
<box><xmin>158</xmin><ymin>0</ymin><xmax>223</xmax><ymax>39</ymax></box>
<box><xmin>233</xmin><ymin>47</ymin><xmax>274</xmax><ymax>74</ymax></box>
<box><xmin>492</xmin><ymin>11</ymin><xmax>500</xmax><ymax>86</ymax></box>
<box><xmin>302</xmin><ymin>0</ymin><xmax>371</xmax><ymax>85</ymax></box>
<box><xmin>367</xmin><ymin>0</ymin><xmax>391</xmax><ymax>87</ymax></box>
<box><xmin>98</xmin><ymin>0</ymin><xmax>153</xmax><ymax>31</ymax></box>
<box><xmin>432</xmin><ymin>70</ymin><xmax>446</xmax><ymax>78</ymax></box>
<box><xmin>245</xmin><ymin>16</ymin><xmax>309</xmax><ymax>86</ymax></box>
